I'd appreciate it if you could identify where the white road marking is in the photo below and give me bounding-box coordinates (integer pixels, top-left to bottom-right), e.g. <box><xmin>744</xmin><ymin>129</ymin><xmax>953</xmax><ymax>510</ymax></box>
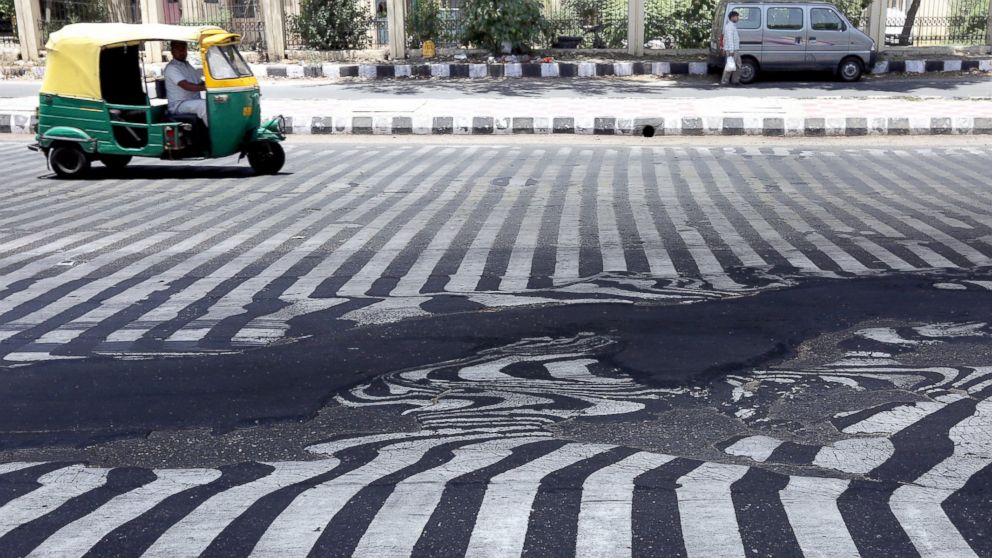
<box><xmin>575</xmin><ymin>451</ymin><xmax>675</xmax><ymax>558</ymax></box>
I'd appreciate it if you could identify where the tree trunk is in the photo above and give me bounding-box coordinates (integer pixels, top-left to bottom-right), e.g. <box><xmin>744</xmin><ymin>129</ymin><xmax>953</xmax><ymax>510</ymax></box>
<box><xmin>899</xmin><ymin>0</ymin><xmax>921</xmax><ymax>46</ymax></box>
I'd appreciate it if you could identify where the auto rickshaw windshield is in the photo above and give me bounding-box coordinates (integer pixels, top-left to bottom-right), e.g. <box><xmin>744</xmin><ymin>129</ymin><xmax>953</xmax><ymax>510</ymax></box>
<box><xmin>206</xmin><ymin>44</ymin><xmax>252</xmax><ymax>80</ymax></box>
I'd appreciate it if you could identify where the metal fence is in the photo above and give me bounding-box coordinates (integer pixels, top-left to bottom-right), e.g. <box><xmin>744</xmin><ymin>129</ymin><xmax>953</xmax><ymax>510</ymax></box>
<box><xmin>545</xmin><ymin>0</ymin><xmax>627</xmax><ymax>48</ymax></box>
<box><xmin>885</xmin><ymin>0</ymin><xmax>990</xmax><ymax>45</ymax></box>
<box><xmin>38</xmin><ymin>0</ymin><xmax>139</xmax><ymax>43</ymax></box>
<box><xmin>0</xmin><ymin>15</ymin><xmax>16</xmax><ymax>48</ymax></box>
<box><xmin>179</xmin><ymin>0</ymin><xmax>267</xmax><ymax>53</ymax></box>
<box><xmin>405</xmin><ymin>0</ymin><xmax>463</xmax><ymax>48</ymax></box>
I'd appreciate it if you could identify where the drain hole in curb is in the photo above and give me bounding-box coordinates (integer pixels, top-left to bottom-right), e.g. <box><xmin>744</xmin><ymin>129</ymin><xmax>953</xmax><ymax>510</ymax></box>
<box><xmin>642</xmin><ymin>125</ymin><xmax>656</xmax><ymax>138</ymax></box>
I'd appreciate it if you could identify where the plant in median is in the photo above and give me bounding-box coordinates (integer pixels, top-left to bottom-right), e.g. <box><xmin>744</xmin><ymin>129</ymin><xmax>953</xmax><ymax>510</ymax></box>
<box><xmin>461</xmin><ymin>0</ymin><xmax>547</xmax><ymax>54</ymax></box>
<box><xmin>408</xmin><ymin>0</ymin><xmax>444</xmax><ymax>48</ymax></box>
<box><xmin>290</xmin><ymin>0</ymin><xmax>374</xmax><ymax>51</ymax></box>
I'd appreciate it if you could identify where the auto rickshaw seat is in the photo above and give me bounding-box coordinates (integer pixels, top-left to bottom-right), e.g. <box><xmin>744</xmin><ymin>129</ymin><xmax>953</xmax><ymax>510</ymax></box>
<box><xmin>166</xmin><ymin>112</ymin><xmax>200</xmax><ymax>125</ymax></box>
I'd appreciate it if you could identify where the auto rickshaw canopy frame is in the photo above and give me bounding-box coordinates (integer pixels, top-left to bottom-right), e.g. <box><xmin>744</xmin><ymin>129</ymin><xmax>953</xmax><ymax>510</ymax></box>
<box><xmin>40</xmin><ymin>23</ymin><xmax>241</xmax><ymax>101</ymax></box>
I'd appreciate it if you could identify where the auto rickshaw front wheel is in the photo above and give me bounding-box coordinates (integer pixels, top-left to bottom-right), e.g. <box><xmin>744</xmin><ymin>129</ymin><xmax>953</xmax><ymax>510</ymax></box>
<box><xmin>247</xmin><ymin>141</ymin><xmax>285</xmax><ymax>175</ymax></box>
<box><xmin>99</xmin><ymin>154</ymin><xmax>132</xmax><ymax>170</ymax></box>
<box><xmin>49</xmin><ymin>144</ymin><xmax>91</xmax><ymax>179</ymax></box>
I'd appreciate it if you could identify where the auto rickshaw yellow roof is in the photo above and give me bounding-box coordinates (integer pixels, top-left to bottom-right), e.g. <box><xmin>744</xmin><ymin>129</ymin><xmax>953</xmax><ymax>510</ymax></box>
<box><xmin>40</xmin><ymin>23</ymin><xmax>231</xmax><ymax>101</ymax></box>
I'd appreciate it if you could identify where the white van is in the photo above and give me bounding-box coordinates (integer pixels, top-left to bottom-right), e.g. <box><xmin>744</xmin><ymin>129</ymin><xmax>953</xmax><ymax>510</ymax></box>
<box><xmin>709</xmin><ymin>0</ymin><xmax>877</xmax><ymax>84</ymax></box>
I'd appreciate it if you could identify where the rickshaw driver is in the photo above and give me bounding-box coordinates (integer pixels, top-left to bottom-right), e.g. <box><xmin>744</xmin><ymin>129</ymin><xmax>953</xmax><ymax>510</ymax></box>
<box><xmin>164</xmin><ymin>40</ymin><xmax>208</xmax><ymax>125</ymax></box>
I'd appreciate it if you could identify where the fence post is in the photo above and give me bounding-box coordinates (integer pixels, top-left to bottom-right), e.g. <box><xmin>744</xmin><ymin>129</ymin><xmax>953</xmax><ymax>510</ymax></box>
<box><xmin>386</xmin><ymin>0</ymin><xmax>406</xmax><ymax>59</ymax></box>
<box><xmin>13</xmin><ymin>0</ymin><xmax>42</xmax><ymax>62</ymax></box>
<box><xmin>139</xmin><ymin>0</ymin><xmax>164</xmax><ymax>62</ymax></box>
<box><xmin>866</xmin><ymin>0</ymin><xmax>886</xmax><ymax>51</ymax></box>
<box><xmin>261</xmin><ymin>0</ymin><xmax>286</xmax><ymax>61</ymax></box>
<box><xmin>987</xmin><ymin>0</ymin><xmax>992</xmax><ymax>47</ymax></box>
<box><xmin>627</xmin><ymin>0</ymin><xmax>644</xmax><ymax>55</ymax></box>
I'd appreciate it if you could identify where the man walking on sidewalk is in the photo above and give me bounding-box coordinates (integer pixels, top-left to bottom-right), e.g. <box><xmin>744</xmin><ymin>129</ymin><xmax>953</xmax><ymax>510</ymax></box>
<box><xmin>721</xmin><ymin>10</ymin><xmax>742</xmax><ymax>86</ymax></box>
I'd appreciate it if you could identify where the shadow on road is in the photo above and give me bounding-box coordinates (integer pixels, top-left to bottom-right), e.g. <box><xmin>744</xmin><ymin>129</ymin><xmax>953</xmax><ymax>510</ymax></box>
<box><xmin>42</xmin><ymin>165</ymin><xmax>287</xmax><ymax>181</ymax></box>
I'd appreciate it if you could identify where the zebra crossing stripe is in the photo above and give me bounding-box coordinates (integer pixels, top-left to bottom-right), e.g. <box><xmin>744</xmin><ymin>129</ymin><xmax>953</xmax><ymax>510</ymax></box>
<box><xmin>344</xmin><ymin>147</ymin><xmax>509</xmax><ymax>297</ymax></box>
<box><xmin>464</xmin><ymin>443</ymin><xmax>616</xmax><ymax>557</ymax></box>
<box><xmin>30</xmin><ymin>177</ymin><xmax>347</xmax><ymax>350</ymax></box>
<box><xmin>445</xmin><ymin>149</ymin><xmax>546</xmax><ymax>293</ymax></box>
<box><xmin>141</xmin><ymin>461</ymin><xmax>333</xmax><ymax>557</ymax></box>
<box><xmin>1</xmin><ymin>143</ymin><xmax>992</xmax><ymax>358</ymax></box>
<box><xmin>890</xmin><ymin>397</ymin><xmax>992</xmax><ymax>557</ymax></box>
<box><xmin>381</xmin><ymin>148</ymin><xmax>507</xmax><ymax>296</ymax></box>
<box><xmin>351</xmin><ymin>437</ymin><xmax>543</xmax><ymax>557</ymax></box>
<box><xmin>683</xmin><ymin>152</ymin><xmax>767</xmax><ymax>268</ymax></box>
<box><xmin>574</xmin><ymin>451</ymin><xmax>675</xmax><ymax>558</ymax></box>
<box><xmin>753</xmin><ymin>156</ymin><xmax>875</xmax><ymax>272</ymax></box>
<box><xmin>82</xmin><ymin>153</ymin><xmax>372</xmax><ymax>347</ymax></box>
<box><xmin>676</xmin><ymin>462</ymin><xmax>749</xmax><ymax>558</ymax></box>
<box><xmin>25</xmin><ymin>469</ymin><xmax>220</xmax><ymax>557</ymax></box>
<box><xmin>779</xmin><ymin>476</ymin><xmax>860</xmax><ymax>558</ymax></box>
<box><xmin>661</xmin><ymin>151</ymin><xmax>743</xmax><ymax>289</ymax></box>
<box><xmin>0</xmin><ymin>462</ymin><xmax>42</xmax><ymax>476</ymax></box>
<box><xmin>250</xmin><ymin>434</ymin><xmax>498</xmax><ymax>556</ymax></box>
<box><xmin>0</xmin><ymin>465</ymin><xmax>109</xmax><ymax>539</ymax></box>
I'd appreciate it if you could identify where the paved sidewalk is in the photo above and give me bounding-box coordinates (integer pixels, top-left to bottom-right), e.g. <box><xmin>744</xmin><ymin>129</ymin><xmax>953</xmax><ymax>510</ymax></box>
<box><xmin>3</xmin><ymin>95</ymin><xmax>992</xmax><ymax>136</ymax></box>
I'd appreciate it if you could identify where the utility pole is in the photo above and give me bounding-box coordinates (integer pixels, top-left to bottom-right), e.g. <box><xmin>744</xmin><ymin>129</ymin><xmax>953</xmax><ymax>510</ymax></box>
<box><xmin>627</xmin><ymin>0</ymin><xmax>644</xmax><ymax>55</ymax></box>
<box><xmin>13</xmin><ymin>0</ymin><xmax>42</xmax><ymax>62</ymax></box>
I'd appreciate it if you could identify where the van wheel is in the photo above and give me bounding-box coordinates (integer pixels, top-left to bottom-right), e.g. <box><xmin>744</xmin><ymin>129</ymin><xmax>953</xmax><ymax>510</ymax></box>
<box><xmin>49</xmin><ymin>145</ymin><xmax>91</xmax><ymax>179</ymax></box>
<box><xmin>838</xmin><ymin>58</ymin><xmax>864</xmax><ymax>82</ymax></box>
<box><xmin>248</xmin><ymin>141</ymin><xmax>285</xmax><ymax>175</ymax></box>
<box><xmin>99</xmin><ymin>155</ymin><xmax>132</xmax><ymax>170</ymax></box>
<box><xmin>738</xmin><ymin>59</ymin><xmax>758</xmax><ymax>84</ymax></box>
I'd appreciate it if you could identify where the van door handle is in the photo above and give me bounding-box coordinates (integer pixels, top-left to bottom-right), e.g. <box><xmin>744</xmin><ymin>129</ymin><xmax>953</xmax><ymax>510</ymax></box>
<box><xmin>809</xmin><ymin>36</ymin><xmax>816</xmax><ymax>41</ymax></box>
<box><xmin>795</xmin><ymin>37</ymin><xmax>802</xmax><ymax>44</ymax></box>
<box><xmin>214</xmin><ymin>95</ymin><xmax>229</xmax><ymax>104</ymax></box>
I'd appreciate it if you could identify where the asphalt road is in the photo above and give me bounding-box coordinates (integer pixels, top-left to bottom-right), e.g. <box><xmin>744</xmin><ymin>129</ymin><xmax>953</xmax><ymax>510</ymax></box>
<box><xmin>1</xmin><ymin>138</ymin><xmax>991</xmax><ymax>556</ymax></box>
<box><xmin>0</xmin><ymin>74</ymin><xmax>990</xmax><ymax>100</ymax></box>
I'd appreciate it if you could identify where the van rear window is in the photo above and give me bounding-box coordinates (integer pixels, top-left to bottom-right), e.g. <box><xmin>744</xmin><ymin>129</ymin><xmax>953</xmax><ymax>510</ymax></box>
<box><xmin>767</xmin><ymin>7</ymin><xmax>803</xmax><ymax>30</ymax></box>
<box><xmin>731</xmin><ymin>7</ymin><xmax>761</xmax><ymax>29</ymax></box>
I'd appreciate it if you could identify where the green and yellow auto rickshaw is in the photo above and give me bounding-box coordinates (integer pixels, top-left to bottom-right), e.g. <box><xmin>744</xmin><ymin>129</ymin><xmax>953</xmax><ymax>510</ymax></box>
<box><xmin>31</xmin><ymin>23</ymin><xmax>285</xmax><ymax>178</ymax></box>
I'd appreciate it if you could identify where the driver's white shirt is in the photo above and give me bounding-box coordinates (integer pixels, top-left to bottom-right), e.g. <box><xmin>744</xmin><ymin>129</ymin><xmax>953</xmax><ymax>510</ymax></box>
<box><xmin>164</xmin><ymin>59</ymin><xmax>203</xmax><ymax>112</ymax></box>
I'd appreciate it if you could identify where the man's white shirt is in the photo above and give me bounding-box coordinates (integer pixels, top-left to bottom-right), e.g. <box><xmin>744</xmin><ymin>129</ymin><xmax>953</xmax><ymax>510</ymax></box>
<box><xmin>164</xmin><ymin>59</ymin><xmax>203</xmax><ymax>111</ymax></box>
<box><xmin>723</xmin><ymin>20</ymin><xmax>741</xmax><ymax>52</ymax></box>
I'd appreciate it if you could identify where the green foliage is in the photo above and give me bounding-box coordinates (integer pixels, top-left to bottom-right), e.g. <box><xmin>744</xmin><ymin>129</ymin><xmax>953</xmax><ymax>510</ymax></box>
<box><xmin>289</xmin><ymin>0</ymin><xmax>374</xmax><ymax>50</ymax></box>
<box><xmin>948</xmin><ymin>0</ymin><xmax>989</xmax><ymax>43</ymax></box>
<box><xmin>666</xmin><ymin>0</ymin><xmax>717</xmax><ymax>48</ymax></box>
<box><xmin>58</xmin><ymin>0</ymin><xmax>109</xmax><ymax>24</ymax></box>
<box><xmin>830</xmin><ymin>0</ymin><xmax>872</xmax><ymax>28</ymax></box>
<box><xmin>461</xmin><ymin>0</ymin><xmax>548</xmax><ymax>53</ymax></box>
<box><xmin>407</xmin><ymin>0</ymin><xmax>443</xmax><ymax>48</ymax></box>
<box><xmin>0</xmin><ymin>0</ymin><xmax>15</xmax><ymax>24</ymax></box>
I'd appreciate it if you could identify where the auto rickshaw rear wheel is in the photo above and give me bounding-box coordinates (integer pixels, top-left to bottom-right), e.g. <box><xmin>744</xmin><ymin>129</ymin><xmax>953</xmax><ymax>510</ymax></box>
<box><xmin>49</xmin><ymin>144</ymin><xmax>91</xmax><ymax>179</ymax></box>
<box><xmin>247</xmin><ymin>141</ymin><xmax>285</xmax><ymax>175</ymax></box>
<box><xmin>99</xmin><ymin>154</ymin><xmax>132</xmax><ymax>170</ymax></box>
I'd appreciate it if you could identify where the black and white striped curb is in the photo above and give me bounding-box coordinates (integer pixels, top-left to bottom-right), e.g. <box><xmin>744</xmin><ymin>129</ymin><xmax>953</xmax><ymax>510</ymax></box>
<box><xmin>4</xmin><ymin>113</ymin><xmax>992</xmax><ymax>136</ymax></box>
<box><xmin>291</xmin><ymin>115</ymin><xmax>992</xmax><ymax>136</ymax></box>
<box><xmin>253</xmin><ymin>58</ymin><xmax>992</xmax><ymax>79</ymax></box>
<box><xmin>4</xmin><ymin>58</ymin><xmax>991</xmax><ymax>81</ymax></box>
